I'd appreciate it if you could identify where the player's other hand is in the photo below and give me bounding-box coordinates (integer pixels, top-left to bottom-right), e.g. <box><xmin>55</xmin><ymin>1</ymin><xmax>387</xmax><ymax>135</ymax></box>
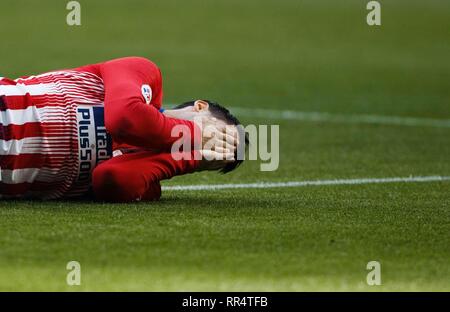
<box><xmin>197</xmin><ymin>149</ymin><xmax>235</xmax><ymax>171</ymax></box>
<box><xmin>193</xmin><ymin>116</ymin><xmax>238</xmax><ymax>153</ymax></box>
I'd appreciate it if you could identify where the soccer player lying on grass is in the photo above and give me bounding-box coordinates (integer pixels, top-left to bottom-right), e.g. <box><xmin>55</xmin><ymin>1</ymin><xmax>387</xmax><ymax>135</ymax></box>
<box><xmin>0</xmin><ymin>57</ymin><xmax>244</xmax><ymax>202</ymax></box>
<box><xmin>93</xmin><ymin>100</ymin><xmax>244</xmax><ymax>202</ymax></box>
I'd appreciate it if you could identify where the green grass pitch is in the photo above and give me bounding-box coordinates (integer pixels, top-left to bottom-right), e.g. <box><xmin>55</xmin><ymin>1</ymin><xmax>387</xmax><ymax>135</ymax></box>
<box><xmin>0</xmin><ymin>0</ymin><xmax>449</xmax><ymax>291</ymax></box>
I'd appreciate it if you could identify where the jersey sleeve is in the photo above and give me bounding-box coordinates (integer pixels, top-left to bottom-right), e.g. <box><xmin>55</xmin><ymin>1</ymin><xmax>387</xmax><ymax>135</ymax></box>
<box><xmin>97</xmin><ymin>57</ymin><xmax>199</xmax><ymax>150</ymax></box>
<box><xmin>92</xmin><ymin>151</ymin><xmax>199</xmax><ymax>202</ymax></box>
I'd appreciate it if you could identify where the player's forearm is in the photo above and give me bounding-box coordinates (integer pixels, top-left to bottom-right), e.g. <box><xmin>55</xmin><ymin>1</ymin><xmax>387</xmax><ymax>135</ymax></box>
<box><xmin>92</xmin><ymin>151</ymin><xmax>199</xmax><ymax>202</ymax></box>
<box><xmin>104</xmin><ymin>94</ymin><xmax>198</xmax><ymax>150</ymax></box>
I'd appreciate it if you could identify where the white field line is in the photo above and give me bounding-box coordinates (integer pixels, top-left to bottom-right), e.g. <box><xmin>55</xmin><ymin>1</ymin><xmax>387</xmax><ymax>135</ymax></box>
<box><xmin>229</xmin><ymin>107</ymin><xmax>450</xmax><ymax>128</ymax></box>
<box><xmin>162</xmin><ymin>175</ymin><xmax>450</xmax><ymax>191</ymax></box>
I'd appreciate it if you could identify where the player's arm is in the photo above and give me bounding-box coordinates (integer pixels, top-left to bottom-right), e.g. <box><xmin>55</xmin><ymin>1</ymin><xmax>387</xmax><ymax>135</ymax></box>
<box><xmin>92</xmin><ymin>151</ymin><xmax>198</xmax><ymax>202</ymax></box>
<box><xmin>99</xmin><ymin>57</ymin><xmax>198</xmax><ymax>150</ymax></box>
<box><xmin>92</xmin><ymin>149</ymin><xmax>234</xmax><ymax>202</ymax></box>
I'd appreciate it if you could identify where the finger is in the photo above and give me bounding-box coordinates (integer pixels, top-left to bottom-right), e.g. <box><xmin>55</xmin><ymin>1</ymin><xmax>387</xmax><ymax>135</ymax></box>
<box><xmin>210</xmin><ymin>151</ymin><xmax>234</xmax><ymax>161</ymax></box>
<box><xmin>222</xmin><ymin>125</ymin><xmax>237</xmax><ymax>137</ymax></box>
<box><xmin>200</xmin><ymin>150</ymin><xmax>235</xmax><ymax>162</ymax></box>
<box><xmin>213</xmin><ymin>146</ymin><xmax>233</xmax><ymax>154</ymax></box>
<box><xmin>200</xmin><ymin>149</ymin><xmax>217</xmax><ymax>161</ymax></box>
<box><xmin>210</xmin><ymin>137</ymin><xmax>236</xmax><ymax>151</ymax></box>
<box><xmin>203</xmin><ymin>150</ymin><xmax>224</xmax><ymax>161</ymax></box>
<box><xmin>211</xmin><ymin>131</ymin><xmax>237</xmax><ymax>148</ymax></box>
<box><xmin>225</xmin><ymin>127</ymin><xmax>239</xmax><ymax>146</ymax></box>
<box><xmin>223</xmin><ymin>152</ymin><xmax>235</xmax><ymax>161</ymax></box>
<box><xmin>224</xmin><ymin>132</ymin><xmax>238</xmax><ymax>146</ymax></box>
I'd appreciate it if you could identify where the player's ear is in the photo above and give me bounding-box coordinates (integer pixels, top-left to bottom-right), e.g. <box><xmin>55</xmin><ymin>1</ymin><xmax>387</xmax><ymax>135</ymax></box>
<box><xmin>193</xmin><ymin>100</ymin><xmax>209</xmax><ymax>112</ymax></box>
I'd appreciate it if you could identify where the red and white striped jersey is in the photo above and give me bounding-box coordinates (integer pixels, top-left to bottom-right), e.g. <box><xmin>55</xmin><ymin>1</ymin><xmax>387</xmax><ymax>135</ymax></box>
<box><xmin>1</xmin><ymin>57</ymin><xmax>197</xmax><ymax>201</ymax></box>
<box><xmin>0</xmin><ymin>70</ymin><xmax>112</xmax><ymax>199</ymax></box>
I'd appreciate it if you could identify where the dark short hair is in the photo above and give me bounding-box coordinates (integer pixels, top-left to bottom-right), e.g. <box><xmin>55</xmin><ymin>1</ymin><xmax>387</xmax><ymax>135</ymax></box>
<box><xmin>174</xmin><ymin>100</ymin><xmax>248</xmax><ymax>173</ymax></box>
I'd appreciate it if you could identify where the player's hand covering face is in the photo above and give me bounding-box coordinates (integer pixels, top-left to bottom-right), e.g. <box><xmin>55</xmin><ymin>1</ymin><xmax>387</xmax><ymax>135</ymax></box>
<box><xmin>163</xmin><ymin>100</ymin><xmax>239</xmax><ymax>168</ymax></box>
<box><xmin>194</xmin><ymin>116</ymin><xmax>238</xmax><ymax>171</ymax></box>
<box><xmin>195</xmin><ymin>115</ymin><xmax>237</xmax><ymax>151</ymax></box>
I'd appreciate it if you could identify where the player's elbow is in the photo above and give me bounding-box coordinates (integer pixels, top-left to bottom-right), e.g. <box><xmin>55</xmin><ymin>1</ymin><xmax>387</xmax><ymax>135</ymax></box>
<box><xmin>92</xmin><ymin>164</ymin><xmax>132</xmax><ymax>202</ymax></box>
<box><xmin>92</xmin><ymin>162</ymin><xmax>161</xmax><ymax>202</ymax></box>
<box><xmin>104</xmin><ymin>108</ymin><xmax>134</xmax><ymax>142</ymax></box>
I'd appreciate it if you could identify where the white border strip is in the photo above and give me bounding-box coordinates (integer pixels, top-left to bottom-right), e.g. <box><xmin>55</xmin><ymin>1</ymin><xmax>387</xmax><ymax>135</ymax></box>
<box><xmin>162</xmin><ymin>176</ymin><xmax>450</xmax><ymax>191</ymax></box>
<box><xmin>229</xmin><ymin>107</ymin><xmax>450</xmax><ymax>128</ymax></box>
